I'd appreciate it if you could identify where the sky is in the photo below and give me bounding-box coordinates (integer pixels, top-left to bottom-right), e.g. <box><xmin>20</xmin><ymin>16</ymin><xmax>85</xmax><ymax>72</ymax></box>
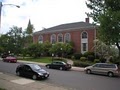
<box><xmin>0</xmin><ymin>0</ymin><xmax>92</xmax><ymax>34</ymax></box>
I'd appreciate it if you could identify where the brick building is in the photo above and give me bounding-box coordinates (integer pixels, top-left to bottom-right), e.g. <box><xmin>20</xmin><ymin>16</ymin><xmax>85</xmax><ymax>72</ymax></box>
<box><xmin>33</xmin><ymin>18</ymin><xmax>96</xmax><ymax>54</ymax></box>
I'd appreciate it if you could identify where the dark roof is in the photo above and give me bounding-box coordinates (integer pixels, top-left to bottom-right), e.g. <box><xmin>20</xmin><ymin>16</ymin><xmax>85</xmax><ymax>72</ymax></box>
<box><xmin>34</xmin><ymin>21</ymin><xmax>96</xmax><ymax>35</ymax></box>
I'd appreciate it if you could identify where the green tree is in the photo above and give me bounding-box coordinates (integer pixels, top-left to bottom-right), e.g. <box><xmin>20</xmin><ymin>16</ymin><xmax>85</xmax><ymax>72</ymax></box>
<box><xmin>49</xmin><ymin>42</ymin><xmax>73</xmax><ymax>57</ymax></box>
<box><xmin>43</xmin><ymin>41</ymin><xmax>52</xmax><ymax>56</ymax></box>
<box><xmin>0</xmin><ymin>26</ymin><xmax>24</xmax><ymax>55</ymax></box>
<box><xmin>86</xmin><ymin>0</ymin><xmax>120</xmax><ymax>58</ymax></box>
<box><xmin>6</xmin><ymin>26</ymin><xmax>24</xmax><ymax>55</ymax></box>
<box><xmin>25</xmin><ymin>19</ymin><xmax>34</xmax><ymax>46</ymax></box>
<box><xmin>0</xmin><ymin>34</ymin><xmax>9</xmax><ymax>53</ymax></box>
<box><xmin>27</xmin><ymin>43</ymin><xmax>43</xmax><ymax>58</ymax></box>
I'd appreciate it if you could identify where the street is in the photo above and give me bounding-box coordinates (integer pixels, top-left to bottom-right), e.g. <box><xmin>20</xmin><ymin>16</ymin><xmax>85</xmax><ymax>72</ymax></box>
<box><xmin>0</xmin><ymin>60</ymin><xmax>120</xmax><ymax>90</ymax></box>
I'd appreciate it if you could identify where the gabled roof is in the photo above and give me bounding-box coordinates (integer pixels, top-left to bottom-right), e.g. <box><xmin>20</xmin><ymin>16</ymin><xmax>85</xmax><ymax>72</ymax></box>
<box><xmin>34</xmin><ymin>21</ymin><xmax>96</xmax><ymax>35</ymax></box>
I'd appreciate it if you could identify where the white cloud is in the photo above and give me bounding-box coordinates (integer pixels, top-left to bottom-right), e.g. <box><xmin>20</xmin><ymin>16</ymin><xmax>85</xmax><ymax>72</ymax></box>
<box><xmin>0</xmin><ymin>0</ymin><xmax>92</xmax><ymax>34</ymax></box>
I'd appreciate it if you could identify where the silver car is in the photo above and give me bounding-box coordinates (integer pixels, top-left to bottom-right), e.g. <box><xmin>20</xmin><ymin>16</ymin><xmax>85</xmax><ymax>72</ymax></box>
<box><xmin>85</xmin><ymin>63</ymin><xmax>119</xmax><ymax>77</ymax></box>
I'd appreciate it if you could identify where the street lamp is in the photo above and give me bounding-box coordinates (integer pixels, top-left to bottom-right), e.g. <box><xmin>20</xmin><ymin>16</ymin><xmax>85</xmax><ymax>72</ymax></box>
<box><xmin>0</xmin><ymin>2</ymin><xmax>20</xmax><ymax>33</ymax></box>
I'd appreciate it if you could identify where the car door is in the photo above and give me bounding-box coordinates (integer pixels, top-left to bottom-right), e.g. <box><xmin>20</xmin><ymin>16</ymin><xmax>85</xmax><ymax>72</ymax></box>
<box><xmin>22</xmin><ymin>65</ymin><xmax>34</xmax><ymax>77</ymax></box>
<box><xmin>51</xmin><ymin>62</ymin><xmax>58</xmax><ymax>69</ymax></box>
<box><xmin>57</xmin><ymin>62</ymin><xmax>64</xmax><ymax>69</ymax></box>
<box><xmin>91</xmin><ymin>64</ymin><xmax>103</xmax><ymax>74</ymax></box>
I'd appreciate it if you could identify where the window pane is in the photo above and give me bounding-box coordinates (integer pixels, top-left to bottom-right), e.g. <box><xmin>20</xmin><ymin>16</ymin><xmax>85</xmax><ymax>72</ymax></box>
<box><xmin>65</xmin><ymin>33</ymin><xmax>70</xmax><ymax>43</ymax></box>
<box><xmin>58</xmin><ymin>34</ymin><xmax>63</xmax><ymax>42</ymax></box>
<box><xmin>82</xmin><ymin>32</ymin><xmax>87</xmax><ymax>38</ymax></box>
<box><xmin>38</xmin><ymin>35</ymin><xmax>43</xmax><ymax>43</ymax></box>
<box><xmin>83</xmin><ymin>43</ymin><xmax>87</xmax><ymax>51</ymax></box>
<box><xmin>51</xmin><ymin>34</ymin><xmax>56</xmax><ymax>44</ymax></box>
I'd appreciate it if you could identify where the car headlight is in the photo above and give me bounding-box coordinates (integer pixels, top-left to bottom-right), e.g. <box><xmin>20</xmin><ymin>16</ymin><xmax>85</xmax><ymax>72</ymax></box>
<box><xmin>47</xmin><ymin>72</ymin><xmax>49</xmax><ymax>74</ymax></box>
<box><xmin>38</xmin><ymin>73</ymin><xmax>43</xmax><ymax>76</ymax></box>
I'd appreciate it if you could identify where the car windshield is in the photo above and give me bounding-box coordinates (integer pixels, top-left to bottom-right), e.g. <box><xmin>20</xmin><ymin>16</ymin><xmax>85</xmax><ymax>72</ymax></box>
<box><xmin>30</xmin><ymin>64</ymin><xmax>41</xmax><ymax>70</ymax></box>
<box><xmin>62</xmin><ymin>62</ymin><xmax>67</xmax><ymax>65</ymax></box>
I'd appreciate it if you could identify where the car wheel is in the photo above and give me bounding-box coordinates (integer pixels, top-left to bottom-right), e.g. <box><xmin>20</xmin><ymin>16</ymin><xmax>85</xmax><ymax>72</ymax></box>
<box><xmin>108</xmin><ymin>72</ymin><xmax>114</xmax><ymax>77</ymax></box>
<box><xmin>46</xmin><ymin>65</ymin><xmax>50</xmax><ymax>68</ymax></box>
<box><xmin>32</xmin><ymin>75</ymin><xmax>37</xmax><ymax>80</ymax></box>
<box><xmin>16</xmin><ymin>71</ymin><xmax>20</xmax><ymax>76</ymax></box>
<box><xmin>60</xmin><ymin>67</ymin><xmax>63</xmax><ymax>70</ymax></box>
<box><xmin>86</xmin><ymin>69</ymin><xmax>91</xmax><ymax>74</ymax></box>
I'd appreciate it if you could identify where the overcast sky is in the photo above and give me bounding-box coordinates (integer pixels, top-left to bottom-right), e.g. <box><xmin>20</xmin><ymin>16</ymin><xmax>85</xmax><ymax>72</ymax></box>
<box><xmin>0</xmin><ymin>0</ymin><xmax>92</xmax><ymax>34</ymax></box>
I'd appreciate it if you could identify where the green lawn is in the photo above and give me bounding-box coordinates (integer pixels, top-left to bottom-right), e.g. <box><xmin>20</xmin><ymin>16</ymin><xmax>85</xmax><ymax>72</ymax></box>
<box><xmin>18</xmin><ymin>57</ymin><xmax>53</xmax><ymax>63</ymax></box>
<box><xmin>18</xmin><ymin>57</ymin><xmax>67</xmax><ymax>63</ymax></box>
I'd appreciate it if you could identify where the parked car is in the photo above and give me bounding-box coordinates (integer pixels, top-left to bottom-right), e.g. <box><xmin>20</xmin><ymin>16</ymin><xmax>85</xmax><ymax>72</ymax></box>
<box><xmin>1</xmin><ymin>53</ymin><xmax>9</xmax><ymax>58</ymax></box>
<box><xmin>3</xmin><ymin>56</ymin><xmax>17</xmax><ymax>63</ymax></box>
<box><xmin>85</xmin><ymin>63</ymin><xmax>119</xmax><ymax>77</ymax></box>
<box><xmin>16</xmin><ymin>63</ymin><xmax>49</xmax><ymax>80</ymax></box>
<box><xmin>46</xmin><ymin>61</ymin><xmax>72</xmax><ymax>70</ymax></box>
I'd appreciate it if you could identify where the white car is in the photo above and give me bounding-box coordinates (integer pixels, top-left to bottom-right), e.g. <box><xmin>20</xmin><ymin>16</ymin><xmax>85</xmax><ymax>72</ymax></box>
<box><xmin>85</xmin><ymin>63</ymin><xmax>119</xmax><ymax>77</ymax></box>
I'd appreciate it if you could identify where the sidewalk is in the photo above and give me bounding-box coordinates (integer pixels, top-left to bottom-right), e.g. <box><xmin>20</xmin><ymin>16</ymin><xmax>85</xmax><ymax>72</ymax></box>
<box><xmin>0</xmin><ymin>72</ymin><xmax>74</xmax><ymax>90</ymax></box>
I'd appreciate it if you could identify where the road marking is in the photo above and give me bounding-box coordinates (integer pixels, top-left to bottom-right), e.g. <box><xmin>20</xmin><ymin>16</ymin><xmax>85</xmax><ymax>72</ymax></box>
<box><xmin>10</xmin><ymin>78</ymin><xmax>35</xmax><ymax>85</ymax></box>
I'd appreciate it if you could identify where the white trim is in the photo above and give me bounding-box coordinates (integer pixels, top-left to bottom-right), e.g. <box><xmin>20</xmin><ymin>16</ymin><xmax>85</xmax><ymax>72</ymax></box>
<box><xmin>81</xmin><ymin>31</ymin><xmax>88</xmax><ymax>54</ymax></box>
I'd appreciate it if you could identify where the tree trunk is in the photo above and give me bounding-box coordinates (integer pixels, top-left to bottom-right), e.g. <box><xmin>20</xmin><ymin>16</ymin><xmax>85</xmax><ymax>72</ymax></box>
<box><xmin>116</xmin><ymin>42</ymin><xmax>120</xmax><ymax>59</ymax></box>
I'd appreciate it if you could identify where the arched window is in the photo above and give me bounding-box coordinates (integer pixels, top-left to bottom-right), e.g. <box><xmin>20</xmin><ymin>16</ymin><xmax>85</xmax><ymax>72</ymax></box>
<box><xmin>51</xmin><ymin>34</ymin><xmax>56</xmax><ymax>44</ymax></box>
<box><xmin>64</xmin><ymin>33</ymin><xmax>71</xmax><ymax>43</ymax></box>
<box><xmin>81</xmin><ymin>31</ymin><xmax>88</xmax><ymax>53</ymax></box>
<box><xmin>38</xmin><ymin>35</ymin><xmax>43</xmax><ymax>43</ymax></box>
<box><xmin>82</xmin><ymin>32</ymin><xmax>87</xmax><ymax>38</ymax></box>
<box><xmin>57</xmin><ymin>33</ymin><xmax>63</xmax><ymax>42</ymax></box>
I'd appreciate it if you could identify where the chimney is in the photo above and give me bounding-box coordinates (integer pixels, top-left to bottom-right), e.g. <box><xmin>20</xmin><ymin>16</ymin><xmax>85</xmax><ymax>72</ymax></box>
<box><xmin>85</xmin><ymin>17</ymin><xmax>89</xmax><ymax>23</ymax></box>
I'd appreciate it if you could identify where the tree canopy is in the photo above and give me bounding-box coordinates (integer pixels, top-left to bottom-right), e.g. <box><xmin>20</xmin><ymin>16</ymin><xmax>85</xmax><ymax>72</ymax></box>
<box><xmin>86</xmin><ymin>0</ymin><xmax>120</xmax><ymax>58</ymax></box>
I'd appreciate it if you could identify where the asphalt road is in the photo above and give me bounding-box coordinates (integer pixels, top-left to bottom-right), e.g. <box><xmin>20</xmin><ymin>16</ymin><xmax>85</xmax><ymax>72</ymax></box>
<box><xmin>0</xmin><ymin>60</ymin><xmax>120</xmax><ymax>90</ymax></box>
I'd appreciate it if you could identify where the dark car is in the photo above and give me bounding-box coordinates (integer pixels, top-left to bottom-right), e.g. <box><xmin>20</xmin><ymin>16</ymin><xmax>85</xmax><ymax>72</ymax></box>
<box><xmin>3</xmin><ymin>56</ymin><xmax>17</xmax><ymax>63</ymax></box>
<box><xmin>46</xmin><ymin>61</ymin><xmax>72</xmax><ymax>70</ymax></box>
<box><xmin>16</xmin><ymin>64</ymin><xmax>49</xmax><ymax>80</ymax></box>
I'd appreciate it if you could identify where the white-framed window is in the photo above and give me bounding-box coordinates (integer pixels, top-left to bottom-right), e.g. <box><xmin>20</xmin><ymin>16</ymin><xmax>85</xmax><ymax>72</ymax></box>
<box><xmin>82</xmin><ymin>32</ymin><xmax>87</xmax><ymax>38</ymax></box>
<box><xmin>81</xmin><ymin>31</ymin><xmax>88</xmax><ymax>53</ymax></box>
<box><xmin>82</xmin><ymin>43</ymin><xmax>87</xmax><ymax>51</ymax></box>
<box><xmin>38</xmin><ymin>35</ymin><xmax>43</xmax><ymax>43</ymax></box>
<box><xmin>64</xmin><ymin>33</ymin><xmax>71</xmax><ymax>43</ymax></box>
<box><xmin>51</xmin><ymin>34</ymin><xmax>56</xmax><ymax>44</ymax></box>
<box><xmin>57</xmin><ymin>33</ymin><xmax>63</xmax><ymax>42</ymax></box>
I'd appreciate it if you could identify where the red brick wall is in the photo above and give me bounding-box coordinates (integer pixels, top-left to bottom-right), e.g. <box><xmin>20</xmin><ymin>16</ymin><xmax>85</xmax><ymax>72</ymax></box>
<box><xmin>87</xmin><ymin>29</ymin><xmax>95</xmax><ymax>52</ymax></box>
<box><xmin>33</xmin><ymin>29</ymin><xmax>95</xmax><ymax>53</ymax></box>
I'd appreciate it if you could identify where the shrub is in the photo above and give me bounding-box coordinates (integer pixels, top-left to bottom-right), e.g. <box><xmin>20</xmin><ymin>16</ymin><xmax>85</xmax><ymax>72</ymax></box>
<box><xmin>71</xmin><ymin>55</ymin><xmax>75</xmax><ymax>60</ymax></box>
<box><xmin>53</xmin><ymin>57</ymin><xmax>67</xmax><ymax>63</ymax></box>
<box><xmin>80</xmin><ymin>57</ymin><xmax>87</xmax><ymax>62</ymax></box>
<box><xmin>66</xmin><ymin>55</ymin><xmax>72</xmax><ymax>59</ymax></box>
<box><xmin>100</xmin><ymin>58</ymin><xmax>106</xmax><ymax>63</ymax></box>
<box><xmin>94</xmin><ymin>59</ymin><xmax>100</xmax><ymax>63</ymax></box>
<box><xmin>87</xmin><ymin>55</ymin><xmax>95</xmax><ymax>62</ymax></box>
<box><xmin>113</xmin><ymin>57</ymin><xmax>120</xmax><ymax>65</ymax></box>
<box><xmin>83</xmin><ymin>52</ymin><xmax>94</xmax><ymax>57</ymax></box>
<box><xmin>74</xmin><ymin>53</ymin><xmax>82</xmax><ymax>60</ymax></box>
<box><xmin>73</xmin><ymin>61</ymin><xmax>91</xmax><ymax>67</ymax></box>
